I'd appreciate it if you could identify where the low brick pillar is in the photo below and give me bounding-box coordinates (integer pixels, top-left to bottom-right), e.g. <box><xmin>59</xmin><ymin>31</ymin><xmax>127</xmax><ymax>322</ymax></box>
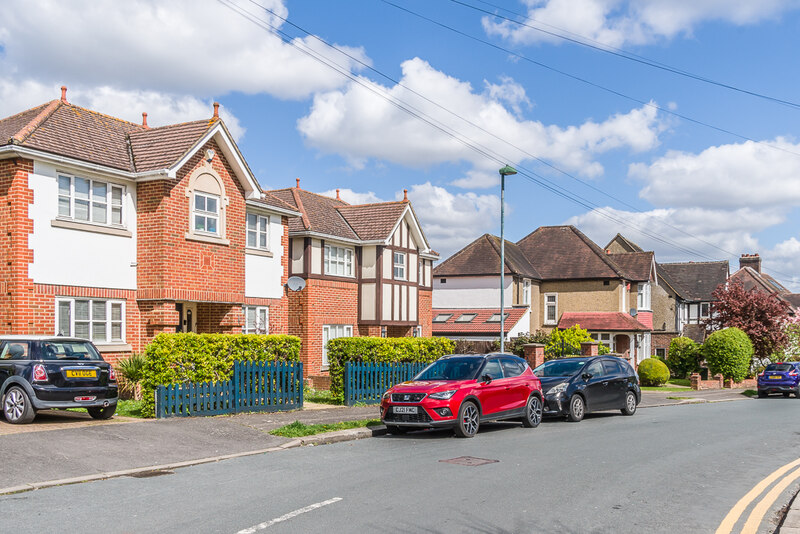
<box><xmin>715</xmin><ymin>374</ymin><xmax>724</xmax><ymax>389</ymax></box>
<box><xmin>690</xmin><ymin>373</ymin><xmax>702</xmax><ymax>390</ymax></box>
<box><xmin>580</xmin><ymin>341</ymin><xmax>599</xmax><ymax>357</ymax></box>
<box><xmin>523</xmin><ymin>343</ymin><xmax>545</xmax><ymax>369</ymax></box>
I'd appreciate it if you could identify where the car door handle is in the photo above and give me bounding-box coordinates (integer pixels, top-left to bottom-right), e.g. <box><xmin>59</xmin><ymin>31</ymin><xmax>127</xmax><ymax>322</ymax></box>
<box><xmin>602</xmin><ymin>381</ymin><xmax>609</xmax><ymax>386</ymax></box>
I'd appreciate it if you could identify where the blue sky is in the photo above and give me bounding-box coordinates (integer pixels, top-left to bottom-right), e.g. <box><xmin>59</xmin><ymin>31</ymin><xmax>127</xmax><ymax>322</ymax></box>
<box><xmin>2</xmin><ymin>0</ymin><xmax>800</xmax><ymax>288</ymax></box>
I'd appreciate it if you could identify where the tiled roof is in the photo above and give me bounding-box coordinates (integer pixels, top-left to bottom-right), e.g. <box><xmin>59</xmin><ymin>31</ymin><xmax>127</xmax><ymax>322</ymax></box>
<box><xmin>604</xmin><ymin>233</ymin><xmax>644</xmax><ymax>253</ymax></box>
<box><xmin>659</xmin><ymin>261</ymin><xmax>729</xmax><ymax>301</ymax></box>
<box><xmin>338</xmin><ymin>202</ymin><xmax>408</xmax><ymax>241</ymax></box>
<box><xmin>681</xmin><ymin>324</ymin><xmax>707</xmax><ymax>344</ymax></box>
<box><xmin>655</xmin><ymin>263</ymin><xmax>683</xmax><ymax>298</ymax></box>
<box><xmin>516</xmin><ymin>226</ymin><xmax>625</xmax><ymax>280</ymax></box>
<box><xmin>608</xmin><ymin>252</ymin><xmax>654</xmax><ymax>282</ymax></box>
<box><xmin>249</xmin><ymin>192</ymin><xmax>299</xmax><ymax>213</ymax></box>
<box><xmin>784</xmin><ymin>294</ymin><xmax>800</xmax><ymax>310</ymax></box>
<box><xmin>558</xmin><ymin>312</ymin><xmax>650</xmax><ymax>332</ymax></box>
<box><xmin>434</xmin><ymin>234</ymin><xmax>540</xmax><ymax>279</ymax></box>
<box><xmin>730</xmin><ymin>266</ymin><xmax>790</xmax><ymax>296</ymax></box>
<box><xmin>129</xmin><ymin>120</ymin><xmax>214</xmax><ymax>171</ymax></box>
<box><xmin>431</xmin><ymin>307</ymin><xmax>528</xmax><ymax>335</ymax></box>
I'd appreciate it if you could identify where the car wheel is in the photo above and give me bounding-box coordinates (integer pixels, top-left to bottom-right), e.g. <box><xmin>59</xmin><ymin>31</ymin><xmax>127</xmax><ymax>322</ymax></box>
<box><xmin>87</xmin><ymin>405</ymin><xmax>116</xmax><ymax>420</ymax></box>
<box><xmin>758</xmin><ymin>390</ymin><xmax>767</xmax><ymax>398</ymax></box>
<box><xmin>621</xmin><ymin>391</ymin><xmax>637</xmax><ymax>416</ymax></box>
<box><xmin>521</xmin><ymin>395</ymin><xmax>542</xmax><ymax>428</ymax></box>
<box><xmin>783</xmin><ymin>392</ymin><xmax>791</xmax><ymax>398</ymax></box>
<box><xmin>568</xmin><ymin>394</ymin><xmax>585</xmax><ymax>422</ymax></box>
<box><xmin>795</xmin><ymin>389</ymin><xmax>800</xmax><ymax>399</ymax></box>
<box><xmin>454</xmin><ymin>401</ymin><xmax>480</xmax><ymax>438</ymax></box>
<box><xmin>3</xmin><ymin>386</ymin><xmax>36</xmax><ymax>424</ymax></box>
<box><xmin>385</xmin><ymin>425</ymin><xmax>408</xmax><ymax>435</ymax></box>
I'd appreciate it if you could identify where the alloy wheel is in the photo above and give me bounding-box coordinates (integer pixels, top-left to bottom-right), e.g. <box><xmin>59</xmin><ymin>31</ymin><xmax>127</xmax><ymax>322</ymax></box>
<box><xmin>462</xmin><ymin>404</ymin><xmax>479</xmax><ymax>435</ymax></box>
<box><xmin>4</xmin><ymin>389</ymin><xmax>24</xmax><ymax>421</ymax></box>
<box><xmin>570</xmin><ymin>395</ymin><xmax>584</xmax><ymax>420</ymax></box>
<box><xmin>626</xmin><ymin>393</ymin><xmax>636</xmax><ymax>413</ymax></box>
<box><xmin>528</xmin><ymin>396</ymin><xmax>542</xmax><ymax>427</ymax></box>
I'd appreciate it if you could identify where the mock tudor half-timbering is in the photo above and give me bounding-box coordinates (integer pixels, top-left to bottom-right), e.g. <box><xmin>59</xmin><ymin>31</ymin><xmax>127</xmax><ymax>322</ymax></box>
<box><xmin>0</xmin><ymin>89</ymin><xmax>300</xmax><ymax>364</ymax></box>
<box><xmin>267</xmin><ymin>183</ymin><xmax>438</xmax><ymax>384</ymax></box>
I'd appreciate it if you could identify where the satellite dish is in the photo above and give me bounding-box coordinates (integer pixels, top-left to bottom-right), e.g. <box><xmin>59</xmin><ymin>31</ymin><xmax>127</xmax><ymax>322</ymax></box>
<box><xmin>286</xmin><ymin>276</ymin><xmax>306</xmax><ymax>292</ymax></box>
<box><xmin>630</xmin><ymin>308</ymin><xmax>638</xmax><ymax>316</ymax></box>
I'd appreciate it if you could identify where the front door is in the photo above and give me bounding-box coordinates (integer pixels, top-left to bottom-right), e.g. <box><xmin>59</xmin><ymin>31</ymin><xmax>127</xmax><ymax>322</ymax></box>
<box><xmin>176</xmin><ymin>302</ymin><xmax>198</xmax><ymax>333</ymax></box>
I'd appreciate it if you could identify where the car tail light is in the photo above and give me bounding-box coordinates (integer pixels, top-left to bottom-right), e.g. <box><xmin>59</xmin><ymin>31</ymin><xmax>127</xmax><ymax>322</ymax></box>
<box><xmin>789</xmin><ymin>371</ymin><xmax>798</xmax><ymax>377</ymax></box>
<box><xmin>758</xmin><ymin>371</ymin><xmax>765</xmax><ymax>378</ymax></box>
<box><xmin>32</xmin><ymin>364</ymin><xmax>48</xmax><ymax>382</ymax></box>
<box><xmin>108</xmin><ymin>367</ymin><xmax>117</xmax><ymax>382</ymax></box>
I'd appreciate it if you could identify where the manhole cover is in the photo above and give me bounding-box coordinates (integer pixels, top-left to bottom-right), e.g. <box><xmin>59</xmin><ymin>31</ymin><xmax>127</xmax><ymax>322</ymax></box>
<box><xmin>127</xmin><ymin>469</ymin><xmax>174</xmax><ymax>478</ymax></box>
<box><xmin>439</xmin><ymin>456</ymin><xmax>499</xmax><ymax>467</ymax></box>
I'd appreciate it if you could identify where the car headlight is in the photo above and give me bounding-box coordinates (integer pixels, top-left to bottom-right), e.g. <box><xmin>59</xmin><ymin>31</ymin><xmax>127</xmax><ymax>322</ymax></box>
<box><xmin>429</xmin><ymin>389</ymin><xmax>457</xmax><ymax>400</ymax></box>
<box><xmin>382</xmin><ymin>390</ymin><xmax>393</xmax><ymax>401</ymax></box>
<box><xmin>546</xmin><ymin>383</ymin><xmax>567</xmax><ymax>396</ymax></box>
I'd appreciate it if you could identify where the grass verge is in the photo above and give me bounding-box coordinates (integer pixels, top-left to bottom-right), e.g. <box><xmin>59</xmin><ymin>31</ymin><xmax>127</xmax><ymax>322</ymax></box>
<box><xmin>269</xmin><ymin>419</ymin><xmax>381</xmax><ymax>438</ymax></box>
<box><xmin>641</xmin><ymin>386</ymin><xmax>696</xmax><ymax>392</ymax></box>
<box><xmin>304</xmin><ymin>388</ymin><xmax>342</xmax><ymax>406</ymax></box>
<box><xmin>742</xmin><ymin>390</ymin><xmax>758</xmax><ymax>397</ymax></box>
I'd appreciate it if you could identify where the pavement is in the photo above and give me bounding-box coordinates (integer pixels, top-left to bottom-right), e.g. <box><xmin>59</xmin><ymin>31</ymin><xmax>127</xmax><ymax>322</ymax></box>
<box><xmin>0</xmin><ymin>387</ymin><xmax>753</xmax><ymax>495</ymax></box>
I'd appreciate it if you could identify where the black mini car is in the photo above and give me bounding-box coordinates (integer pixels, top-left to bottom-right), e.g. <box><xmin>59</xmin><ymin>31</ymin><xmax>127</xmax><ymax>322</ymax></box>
<box><xmin>0</xmin><ymin>336</ymin><xmax>118</xmax><ymax>424</ymax></box>
<box><xmin>534</xmin><ymin>356</ymin><xmax>641</xmax><ymax>422</ymax></box>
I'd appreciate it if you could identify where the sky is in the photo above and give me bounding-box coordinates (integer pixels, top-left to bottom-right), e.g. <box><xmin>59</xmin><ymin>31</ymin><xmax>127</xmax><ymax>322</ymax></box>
<box><xmin>2</xmin><ymin>0</ymin><xmax>800</xmax><ymax>289</ymax></box>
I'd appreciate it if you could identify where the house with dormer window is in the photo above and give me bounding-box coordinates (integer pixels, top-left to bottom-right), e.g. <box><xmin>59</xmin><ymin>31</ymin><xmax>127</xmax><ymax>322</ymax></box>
<box><xmin>0</xmin><ymin>88</ymin><xmax>299</xmax><ymax>363</ymax></box>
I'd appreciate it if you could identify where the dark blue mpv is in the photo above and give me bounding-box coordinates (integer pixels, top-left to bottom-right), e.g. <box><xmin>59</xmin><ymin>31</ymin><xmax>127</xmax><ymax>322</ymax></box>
<box><xmin>757</xmin><ymin>362</ymin><xmax>800</xmax><ymax>398</ymax></box>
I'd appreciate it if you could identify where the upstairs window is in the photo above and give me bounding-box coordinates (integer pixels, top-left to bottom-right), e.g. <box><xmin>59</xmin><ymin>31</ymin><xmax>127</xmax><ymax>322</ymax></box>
<box><xmin>544</xmin><ymin>293</ymin><xmax>558</xmax><ymax>325</ymax></box>
<box><xmin>433</xmin><ymin>313</ymin><xmax>452</xmax><ymax>323</ymax></box>
<box><xmin>522</xmin><ymin>279</ymin><xmax>531</xmax><ymax>305</ymax></box>
<box><xmin>700</xmin><ymin>302</ymin><xmax>710</xmax><ymax>319</ymax></box>
<box><xmin>193</xmin><ymin>192</ymin><xmax>219</xmax><ymax>235</ymax></box>
<box><xmin>246</xmin><ymin>214</ymin><xmax>269</xmax><ymax>250</ymax></box>
<box><xmin>324</xmin><ymin>244</ymin><xmax>353</xmax><ymax>277</ymax></box>
<box><xmin>58</xmin><ymin>174</ymin><xmax>124</xmax><ymax>226</ymax></box>
<box><xmin>393</xmin><ymin>251</ymin><xmax>406</xmax><ymax>280</ymax></box>
<box><xmin>637</xmin><ymin>282</ymin><xmax>651</xmax><ymax>310</ymax></box>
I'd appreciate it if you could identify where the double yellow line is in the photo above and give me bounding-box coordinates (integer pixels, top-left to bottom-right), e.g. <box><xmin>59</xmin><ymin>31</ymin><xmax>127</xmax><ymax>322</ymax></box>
<box><xmin>716</xmin><ymin>457</ymin><xmax>800</xmax><ymax>533</ymax></box>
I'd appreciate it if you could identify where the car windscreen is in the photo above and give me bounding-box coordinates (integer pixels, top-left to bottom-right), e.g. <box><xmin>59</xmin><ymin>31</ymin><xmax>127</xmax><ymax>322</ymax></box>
<box><xmin>40</xmin><ymin>341</ymin><xmax>103</xmax><ymax>361</ymax></box>
<box><xmin>533</xmin><ymin>359</ymin><xmax>587</xmax><ymax>377</ymax></box>
<box><xmin>414</xmin><ymin>358</ymin><xmax>483</xmax><ymax>381</ymax></box>
<box><xmin>765</xmin><ymin>363</ymin><xmax>793</xmax><ymax>372</ymax></box>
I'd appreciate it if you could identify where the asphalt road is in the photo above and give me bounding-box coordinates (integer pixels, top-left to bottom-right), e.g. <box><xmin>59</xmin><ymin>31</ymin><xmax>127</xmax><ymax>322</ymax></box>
<box><xmin>2</xmin><ymin>398</ymin><xmax>799</xmax><ymax>533</ymax></box>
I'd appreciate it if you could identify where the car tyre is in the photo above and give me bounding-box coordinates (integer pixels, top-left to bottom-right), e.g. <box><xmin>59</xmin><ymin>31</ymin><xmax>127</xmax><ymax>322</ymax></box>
<box><xmin>758</xmin><ymin>390</ymin><xmax>767</xmax><ymax>398</ymax></box>
<box><xmin>3</xmin><ymin>386</ymin><xmax>36</xmax><ymax>424</ymax></box>
<box><xmin>620</xmin><ymin>391</ymin><xmax>637</xmax><ymax>416</ymax></box>
<box><xmin>521</xmin><ymin>395</ymin><xmax>542</xmax><ymax>428</ymax></box>
<box><xmin>385</xmin><ymin>425</ymin><xmax>408</xmax><ymax>435</ymax></box>
<box><xmin>568</xmin><ymin>394</ymin><xmax>585</xmax><ymax>422</ymax></box>
<box><xmin>783</xmin><ymin>392</ymin><xmax>791</xmax><ymax>398</ymax></box>
<box><xmin>87</xmin><ymin>405</ymin><xmax>116</xmax><ymax>420</ymax></box>
<box><xmin>454</xmin><ymin>401</ymin><xmax>479</xmax><ymax>438</ymax></box>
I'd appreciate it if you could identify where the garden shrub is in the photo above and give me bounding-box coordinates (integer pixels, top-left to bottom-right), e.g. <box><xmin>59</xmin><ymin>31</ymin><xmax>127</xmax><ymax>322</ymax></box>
<box><xmin>140</xmin><ymin>333</ymin><xmax>301</xmax><ymax>417</ymax></box>
<box><xmin>702</xmin><ymin>327</ymin><xmax>753</xmax><ymax>382</ymax></box>
<box><xmin>327</xmin><ymin>337</ymin><xmax>455</xmax><ymax>400</ymax></box>
<box><xmin>666</xmin><ymin>337</ymin><xmax>702</xmax><ymax>378</ymax></box>
<box><xmin>637</xmin><ymin>358</ymin><xmax>670</xmax><ymax>386</ymax></box>
<box><xmin>545</xmin><ymin>325</ymin><xmax>609</xmax><ymax>359</ymax></box>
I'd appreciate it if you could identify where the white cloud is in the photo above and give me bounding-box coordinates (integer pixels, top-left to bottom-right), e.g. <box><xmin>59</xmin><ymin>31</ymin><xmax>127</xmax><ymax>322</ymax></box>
<box><xmin>298</xmin><ymin>58</ymin><xmax>664</xmax><ymax>187</ymax></box>
<box><xmin>765</xmin><ymin>237</ymin><xmax>800</xmax><ymax>291</ymax></box>
<box><xmin>402</xmin><ymin>182</ymin><xmax>500</xmax><ymax>259</ymax></box>
<box><xmin>0</xmin><ymin>0</ymin><xmax>368</xmax><ymax>100</ymax></box>
<box><xmin>0</xmin><ymin>80</ymin><xmax>246</xmax><ymax>140</ymax></box>
<box><xmin>319</xmin><ymin>188</ymin><xmax>384</xmax><ymax>205</ymax></box>
<box><xmin>483</xmin><ymin>0</ymin><xmax>800</xmax><ymax>47</ymax></box>
<box><xmin>630</xmin><ymin>138</ymin><xmax>800</xmax><ymax>209</ymax></box>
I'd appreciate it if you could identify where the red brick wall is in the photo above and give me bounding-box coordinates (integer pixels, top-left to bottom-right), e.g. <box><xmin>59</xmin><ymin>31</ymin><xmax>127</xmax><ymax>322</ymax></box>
<box><xmin>652</xmin><ymin>332</ymin><xmax>678</xmax><ymax>356</ymax></box>
<box><xmin>419</xmin><ymin>289</ymin><xmax>433</xmax><ymax>337</ymax></box>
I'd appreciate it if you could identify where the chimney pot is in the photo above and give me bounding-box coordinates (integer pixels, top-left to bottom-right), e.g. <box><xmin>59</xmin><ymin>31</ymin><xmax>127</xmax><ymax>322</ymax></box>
<box><xmin>403</xmin><ymin>189</ymin><xmax>408</xmax><ymax>202</ymax></box>
<box><xmin>60</xmin><ymin>86</ymin><xmax>68</xmax><ymax>104</ymax></box>
<box><xmin>142</xmin><ymin>112</ymin><xmax>149</xmax><ymax>128</ymax></box>
<box><xmin>296</xmin><ymin>178</ymin><xmax>300</xmax><ymax>188</ymax></box>
<box><xmin>336</xmin><ymin>189</ymin><xmax>340</xmax><ymax>200</ymax></box>
<box><xmin>213</xmin><ymin>102</ymin><xmax>220</xmax><ymax>119</ymax></box>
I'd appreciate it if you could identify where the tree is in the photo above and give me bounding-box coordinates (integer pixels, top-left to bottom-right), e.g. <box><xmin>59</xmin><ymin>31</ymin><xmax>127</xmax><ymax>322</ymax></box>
<box><xmin>545</xmin><ymin>325</ymin><xmax>609</xmax><ymax>360</ymax></box>
<box><xmin>703</xmin><ymin>327</ymin><xmax>753</xmax><ymax>382</ymax></box>
<box><xmin>705</xmin><ymin>281</ymin><xmax>790</xmax><ymax>368</ymax></box>
<box><xmin>779</xmin><ymin>317</ymin><xmax>800</xmax><ymax>362</ymax></box>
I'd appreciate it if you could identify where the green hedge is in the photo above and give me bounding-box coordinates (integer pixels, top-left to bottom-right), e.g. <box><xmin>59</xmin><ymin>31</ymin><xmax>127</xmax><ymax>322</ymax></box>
<box><xmin>703</xmin><ymin>327</ymin><xmax>753</xmax><ymax>382</ymax></box>
<box><xmin>140</xmin><ymin>333</ymin><xmax>301</xmax><ymax>417</ymax></box>
<box><xmin>327</xmin><ymin>337</ymin><xmax>456</xmax><ymax>400</ymax></box>
<box><xmin>637</xmin><ymin>358</ymin><xmax>670</xmax><ymax>386</ymax></box>
<box><xmin>666</xmin><ymin>337</ymin><xmax>702</xmax><ymax>378</ymax></box>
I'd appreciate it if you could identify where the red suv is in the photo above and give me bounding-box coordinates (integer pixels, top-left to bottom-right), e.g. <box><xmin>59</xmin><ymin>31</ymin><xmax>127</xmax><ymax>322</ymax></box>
<box><xmin>380</xmin><ymin>353</ymin><xmax>543</xmax><ymax>438</ymax></box>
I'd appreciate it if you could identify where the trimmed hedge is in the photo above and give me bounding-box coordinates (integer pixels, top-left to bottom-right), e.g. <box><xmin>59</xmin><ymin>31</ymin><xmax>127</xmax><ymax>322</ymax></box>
<box><xmin>140</xmin><ymin>333</ymin><xmax>301</xmax><ymax>417</ymax></box>
<box><xmin>703</xmin><ymin>327</ymin><xmax>753</xmax><ymax>382</ymax></box>
<box><xmin>327</xmin><ymin>337</ymin><xmax>456</xmax><ymax>400</ymax></box>
<box><xmin>666</xmin><ymin>337</ymin><xmax>702</xmax><ymax>378</ymax></box>
<box><xmin>638</xmin><ymin>358</ymin><xmax>670</xmax><ymax>386</ymax></box>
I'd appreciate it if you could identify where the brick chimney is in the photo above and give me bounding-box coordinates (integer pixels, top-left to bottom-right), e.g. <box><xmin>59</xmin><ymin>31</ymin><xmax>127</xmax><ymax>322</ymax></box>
<box><xmin>740</xmin><ymin>253</ymin><xmax>762</xmax><ymax>273</ymax></box>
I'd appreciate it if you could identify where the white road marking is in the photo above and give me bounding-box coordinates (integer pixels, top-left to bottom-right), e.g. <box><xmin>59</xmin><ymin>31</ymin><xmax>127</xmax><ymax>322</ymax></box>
<box><xmin>236</xmin><ymin>497</ymin><xmax>343</xmax><ymax>533</ymax></box>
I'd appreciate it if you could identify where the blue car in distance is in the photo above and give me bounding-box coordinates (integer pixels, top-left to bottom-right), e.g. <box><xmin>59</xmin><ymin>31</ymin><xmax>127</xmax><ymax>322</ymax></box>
<box><xmin>757</xmin><ymin>362</ymin><xmax>800</xmax><ymax>398</ymax></box>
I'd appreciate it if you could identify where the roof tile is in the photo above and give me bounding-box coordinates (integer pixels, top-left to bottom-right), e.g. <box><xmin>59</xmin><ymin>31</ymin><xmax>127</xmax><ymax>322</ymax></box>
<box><xmin>558</xmin><ymin>312</ymin><xmax>649</xmax><ymax>331</ymax></box>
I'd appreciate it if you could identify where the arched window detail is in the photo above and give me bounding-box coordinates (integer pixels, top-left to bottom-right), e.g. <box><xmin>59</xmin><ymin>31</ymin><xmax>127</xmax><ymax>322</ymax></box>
<box><xmin>185</xmin><ymin>166</ymin><xmax>229</xmax><ymax>245</ymax></box>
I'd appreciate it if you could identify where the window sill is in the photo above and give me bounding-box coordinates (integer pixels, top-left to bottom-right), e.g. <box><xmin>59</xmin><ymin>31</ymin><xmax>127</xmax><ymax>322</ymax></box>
<box><xmin>185</xmin><ymin>232</ymin><xmax>230</xmax><ymax>246</ymax></box>
<box><xmin>94</xmin><ymin>343</ymin><xmax>132</xmax><ymax>353</ymax></box>
<box><xmin>51</xmin><ymin>219</ymin><xmax>132</xmax><ymax>238</ymax></box>
<box><xmin>245</xmin><ymin>248</ymin><xmax>274</xmax><ymax>258</ymax></box>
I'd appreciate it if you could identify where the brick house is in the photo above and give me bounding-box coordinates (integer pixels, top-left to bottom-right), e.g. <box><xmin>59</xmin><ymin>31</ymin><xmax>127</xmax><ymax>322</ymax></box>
<box><xmin>729</xmin><ymin>253</ymin><xmax>799</xmax><ymax>313</ymax></box>
<box><xmin>266</xmin><ymin>183</ymin><xmax>438</xmax><ymax>386</ymax></box>
<box><xmin>0</xmin><ymin>89</ymin><xmax>299</xmax><ymax>364</ymax></box>
<box><xmin>433</xmin><ymin>226</ymin><xmax>653</xmax><ymax>365</ymax></box>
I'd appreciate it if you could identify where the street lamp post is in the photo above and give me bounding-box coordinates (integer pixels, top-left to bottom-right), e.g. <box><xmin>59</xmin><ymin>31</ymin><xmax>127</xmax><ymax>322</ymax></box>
<box><xmin>498</xmin><ymin>165</ymin><xmax>517</xmax><ymax>353</ymax></box>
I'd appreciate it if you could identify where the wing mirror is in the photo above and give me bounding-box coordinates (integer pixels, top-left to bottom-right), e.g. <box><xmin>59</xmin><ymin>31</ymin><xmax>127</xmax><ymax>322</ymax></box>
<box><xmin>481</xmin><ymin>374</ymin><xmax>492</xmax><ymax>384</ymax></box>
<box><xmin>582</xmin><ymin>372</ymin><xmax>593</xmax><ymax>381</ymax></box>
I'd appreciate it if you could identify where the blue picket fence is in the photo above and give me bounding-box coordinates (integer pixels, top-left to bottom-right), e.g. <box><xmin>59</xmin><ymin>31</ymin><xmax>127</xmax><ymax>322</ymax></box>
<box><xmin>155</xmin><ymin>361</ymin><xmax>303</xmax><ymax>418</ymax></box>
<box><xmin>344</xmin><ymin>362</ymin><xmax>428</xmax><ymax>406</ymax></box>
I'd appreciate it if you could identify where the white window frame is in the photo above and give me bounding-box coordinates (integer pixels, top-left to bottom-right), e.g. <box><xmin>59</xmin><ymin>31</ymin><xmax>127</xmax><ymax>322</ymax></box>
<box><xmin>523</xmin><ymin>279</ymin><xmax>531</xmax><ymax>306</ymax></box>
<box><xmin>246</xmin><ymin>213</ymin><xmax>269</xmax><ymax>251</ymax></box>
<box><xmin>55</xmin><ymin>298</ymin><xmax>125</xmax><ymax>344</ymax></box>
<box><xmin>242</xmin><ymin>306</ymin><xmax>269</xmax><ymax>334</ymax></box>
<box><xmin>193</xmin><ymin>191</ymin><xmax>220</xmax><ymax>236</ymax></box>
<box><xmin>58</xmin><ymin>174</ymin><xmax>125</xmax><ymax>227</ymax></box>
<box><xmin>637</xmin><ymin>282</ymin><xmax>651</xmax><ymax>311</ymax></box>
<box><xmin>324</xmin><ymin>244</ymin><xmax>354</xmax><ymax>277</ymax></box>
<box><xmin>590</xmin><ymin>332</ymin><xmax>615</xmax><ymax>352</ymax></box>
<box><xmin>419</xmin><ymin>260</ymin><xmax>424</xmax><ymax>286</ymax></box>
<box><xmin>393</xmin><ymin>251</ymin><xmax>407</xmax><ymax>280</ymax></box>
<box><xmin>544</xmin><ymin>293</ymin><xmax>558</xmax><ymax>325</ymax></box>
<box><xmin>322</xmin><ymin>324</ymin><xmax>352</xmax><ymax>368</ymax></box>
<box><xmin>700</xmin><ymin>302</ymin><xmax>710</xmax><ymax>319</ymax></box>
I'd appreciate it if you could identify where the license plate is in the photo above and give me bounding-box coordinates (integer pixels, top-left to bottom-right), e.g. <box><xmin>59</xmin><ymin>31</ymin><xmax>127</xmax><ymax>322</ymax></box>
<box><xmin>66</xmin><ymin>370</ymin><xmax>96</xmax><ymax>378</ymax></box>
<box><xmin>769</xmin><ymin>375</ymin><xmax>782</xmax><ymax>380</ymax></box>
<box><xmin>393</xmin><ymin>406</ymin><xmax>417</xmax><ymax>414</ymax></box>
